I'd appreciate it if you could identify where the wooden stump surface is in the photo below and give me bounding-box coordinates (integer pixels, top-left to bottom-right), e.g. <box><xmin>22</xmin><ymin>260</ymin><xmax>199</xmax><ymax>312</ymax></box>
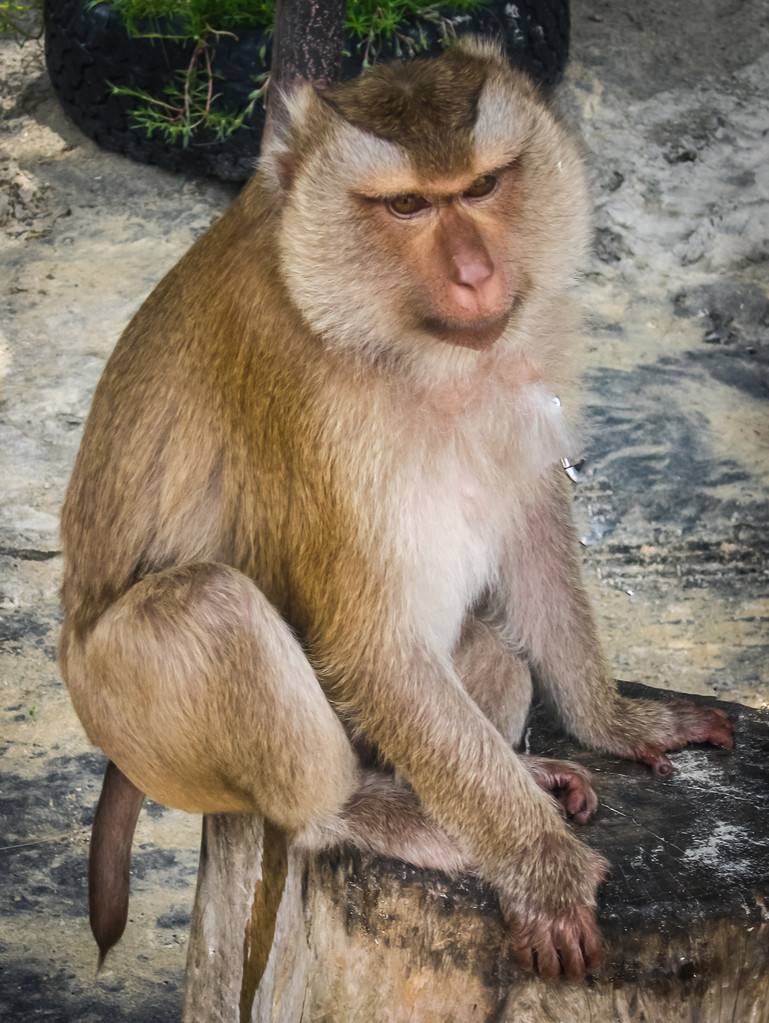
<box><xmin>184</xmin><ymin>684</ymin><xmax>769</xmax><ymax>1023</ymax></box>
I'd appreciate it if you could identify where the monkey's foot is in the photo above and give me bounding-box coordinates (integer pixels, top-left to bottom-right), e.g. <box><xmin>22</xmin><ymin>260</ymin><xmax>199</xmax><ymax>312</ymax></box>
<box><xmin>522</xmin><ymin>756</ymin><xmax>598</xmax><ymax>825</ymax></box>
<box><xmin>298</xmin><ymin>771</ymin><xmax>473</xmax><ymax>875</ymax></box>
<box><xmin>618</xmin><ymin>699</ymin><xmax>734</xmax><ymax>777</ymax></box>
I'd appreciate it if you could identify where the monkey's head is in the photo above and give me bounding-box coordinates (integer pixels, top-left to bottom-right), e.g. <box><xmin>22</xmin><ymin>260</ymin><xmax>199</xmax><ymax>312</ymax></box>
<box><xmin>259</xmin><ymin>37</ymin><xmax>589</xmax><ymax>370</ymax></box>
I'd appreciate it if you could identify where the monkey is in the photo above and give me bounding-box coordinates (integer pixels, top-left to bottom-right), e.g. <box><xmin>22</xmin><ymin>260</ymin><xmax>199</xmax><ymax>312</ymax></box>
<box><xmin>59</xmin><ymin>37</ymin><xmax>734</xmax><ymax>982</ymax></box>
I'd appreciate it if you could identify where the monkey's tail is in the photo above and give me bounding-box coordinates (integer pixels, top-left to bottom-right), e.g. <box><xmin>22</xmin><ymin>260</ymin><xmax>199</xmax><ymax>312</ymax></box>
<box><xmin>89</xmin><ymin>760</ymin><xmax>144</xmax><ymax>971</ymax></box>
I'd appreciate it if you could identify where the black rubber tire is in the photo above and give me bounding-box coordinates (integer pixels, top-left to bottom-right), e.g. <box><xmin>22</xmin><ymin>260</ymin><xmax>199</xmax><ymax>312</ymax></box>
<box><xmin>44</xmin><ymin>0</ymin><xmax>570</xmax><ymax>182</ymax></box>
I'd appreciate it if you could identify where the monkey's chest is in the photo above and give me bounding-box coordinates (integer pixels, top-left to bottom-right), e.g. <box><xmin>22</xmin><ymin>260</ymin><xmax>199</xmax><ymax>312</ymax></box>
<box><xmin>394</xmin><ymin>466</ymin><xmax>506</xmax><ymax>655</ymax></box>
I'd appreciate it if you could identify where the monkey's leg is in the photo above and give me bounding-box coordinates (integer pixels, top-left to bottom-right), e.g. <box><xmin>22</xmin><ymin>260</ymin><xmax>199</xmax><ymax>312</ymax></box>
<box><xmin>64</xmin><ymin>562</ymin><xmax>363</xmax><ymax>962</ymax></box>
<box><xmin>455</xmin><ymin>616</ymin><xmax>597</xmax><ymax>824</ymax></box>
<box><xmin>69</xmin><ymin>564</ymin><xmax>471</xmax><ymax>897</ymax></box>
<box><xmin>65</xmin><ymin>562</ymin><xmax>359</xmax><ymax>824</ymax></box>
<box><xmin>454</xmin><ymin>616</ymin><xmax>532</xmax><ymax>746</ymax></box>
<box><xmin>506</xmin><ymin>470</ymin><xmax>734</xmax><ymax>775</ymax></box>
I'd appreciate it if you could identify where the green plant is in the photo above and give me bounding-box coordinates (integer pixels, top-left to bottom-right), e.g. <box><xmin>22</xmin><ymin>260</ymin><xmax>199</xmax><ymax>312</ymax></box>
<box><xmin>93</xmin><ymin>0</ymin><xmax>484</xmax><ymax>146</ymax></box>
<box><xmin>102</xmin><ymin>0</ymin><xmax>273</xmax><ymax>37</ymax></box>
<box><xmin>109</xmin><ymin>33</ymin><xmax>269</xmax><ymax>147</ymax></box>
<box><xmin>346</xmin><ymin>0</ymin><xmax>482</xmax><ymax>65</ymax></box>
<box><xmin>102</xmin><ymin>0</ymin><xmax>483</xmax><ymax>45</ymax></box>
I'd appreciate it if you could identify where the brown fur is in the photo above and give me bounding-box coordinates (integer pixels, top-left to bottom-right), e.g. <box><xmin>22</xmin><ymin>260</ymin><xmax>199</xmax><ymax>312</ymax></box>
<box><xmin>61</xmin><ymin>39</ymin><xmax>733</xmax><ymax>977</ymax></box>
<box><xmin>320</xmin><ymin>48</ymin><xmax>486</xmax><ymax>177</ymax></box>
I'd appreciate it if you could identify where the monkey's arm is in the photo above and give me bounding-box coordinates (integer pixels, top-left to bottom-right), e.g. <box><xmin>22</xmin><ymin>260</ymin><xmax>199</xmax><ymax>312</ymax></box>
<box><xmin>504</xmin><ymin>469</ymin><xmax>734</xmax><ymax>774</ymax></box>
<box><xmin>324</xmin><ymin>631</ymin><xmax>606</xmax><ymax>979</ymax></box>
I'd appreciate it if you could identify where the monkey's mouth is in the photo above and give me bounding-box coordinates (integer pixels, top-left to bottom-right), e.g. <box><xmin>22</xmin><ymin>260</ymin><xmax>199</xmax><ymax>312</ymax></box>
<box><xmin>422</xmin><ymin>310</ymin><xmax>513</xmax><ymax>351</ymax></box>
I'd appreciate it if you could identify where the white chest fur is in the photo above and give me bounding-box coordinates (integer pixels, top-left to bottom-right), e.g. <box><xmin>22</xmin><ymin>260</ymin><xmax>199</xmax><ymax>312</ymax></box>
<box><xmin>396</xmin><ymin>457</ymin><xmax>505</xmax><ymax>655</ymax></box>
<box><xmin>386</xmin><ymin>381</ymin><xmax>575</xmax><ymax>657</ymax></box>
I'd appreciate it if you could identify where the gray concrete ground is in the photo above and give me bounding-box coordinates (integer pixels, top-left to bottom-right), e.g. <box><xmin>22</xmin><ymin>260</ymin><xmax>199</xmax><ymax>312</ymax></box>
<box><xmin>1</xmin><ymin>1</ymin><xmax>767</xmax><ymax>1019</ymax></box>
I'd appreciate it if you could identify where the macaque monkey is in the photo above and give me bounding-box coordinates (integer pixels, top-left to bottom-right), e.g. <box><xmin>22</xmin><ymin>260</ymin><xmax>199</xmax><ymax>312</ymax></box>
<box><xmin>60</xmin><ymin>37</ymin><xmax>734</xmax><ymax>981</ymax></box>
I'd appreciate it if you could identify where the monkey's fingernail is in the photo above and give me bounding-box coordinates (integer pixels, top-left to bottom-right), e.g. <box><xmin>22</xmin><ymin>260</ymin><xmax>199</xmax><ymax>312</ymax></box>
<box><xmin>654</xmin><ymin>757</ymin><xmax>673</xmax><ymax>777</ymax></box>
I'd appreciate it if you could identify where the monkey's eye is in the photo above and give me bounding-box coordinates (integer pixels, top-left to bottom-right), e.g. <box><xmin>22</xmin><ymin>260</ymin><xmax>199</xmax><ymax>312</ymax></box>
<box><xmin>385</xmin><ymin>194</ymin><xmax>430</xmax><ymax>218</ymax></box>
<box><xmin>463</xmin><ymin>174</ymin><xmax>498</xmax><ymax>200</ymax></box>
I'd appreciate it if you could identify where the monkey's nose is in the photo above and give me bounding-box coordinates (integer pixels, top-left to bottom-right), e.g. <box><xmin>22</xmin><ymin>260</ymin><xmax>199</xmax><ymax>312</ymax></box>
<box><xmin>448</xmin><ymin>270</ymin><xmax>506</xmax><ymax>321</ymax></box>
<box><xmin>451</xmin><ymin>255</ymin><xmax>494</xmax><ymax>289</ymax></box>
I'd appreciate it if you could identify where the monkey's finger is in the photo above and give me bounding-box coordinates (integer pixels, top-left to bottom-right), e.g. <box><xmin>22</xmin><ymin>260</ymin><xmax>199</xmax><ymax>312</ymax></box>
<box><xmin>635</xmin><ymin>746</ymin><xmax>674</xmax><ymax>776</ymax></box>
<box><xmin>563</xmin><ymin>778</ymin><xmax>598</xmax><ymax>824</ymax></box>
<box><xmin>511</xmin><ymin>941</ymin><xmax>534</xmax><ymax>974</ymax></box>
<box><xmin>651</xmin><ymin>755</ymin><xmax>674</xmax><ymax>777</ymax></box>
<box><xmin>553</xmin><ymin>921</ymin><xmax>586</xmax><ymax>981</ymax></box>
<box><xmin>702</xmin><ymin>713</ymin><xmax>735</xmax><ymax>750</ymax></box>
<box><xmin>563</xmin><ymin>784</ymin><xmax>589</xmax><ymax>821</ymax></box>
<box><xmin>582</xmin><ymin>783</ymin><xmax>599</xmax><ymax>820</ymax></box>
<box><xmin>708</xmin><ymin>725</ymin><xmax>735</xmax><ymax>749</ymax></box>
<box><xmin>580</xmin><ymin>916</ymin><xmax>604</xmax><ymax>972</ymax></box>
<box><xmin>563</xmin><ymin>785</ymin><xmax>584</xmax><ymax>812</ymax></box>
<box><xmin>548</xmin><ymin>912</ymin><xmax>584</xmax><ymax>982</ymax></box>
<box><xmin>534</xmin><ymin>936</ymin><xmax>561</xmax><ymax>981</ymax></box>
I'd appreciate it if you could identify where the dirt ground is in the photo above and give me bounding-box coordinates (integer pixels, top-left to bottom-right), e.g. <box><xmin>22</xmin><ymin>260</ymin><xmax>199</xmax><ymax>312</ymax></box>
<box><xmin>1</xmin><ymin>1</ymin><xmax>767</xmax><ymax>1019</ymax></box>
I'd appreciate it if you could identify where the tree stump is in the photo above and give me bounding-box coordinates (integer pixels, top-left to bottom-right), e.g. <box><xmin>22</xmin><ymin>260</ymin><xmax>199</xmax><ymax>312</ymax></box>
<box><xmin>183</xmin><ymin>684</ymin><xmax>769</xmax><ymax>1023</ymax></box>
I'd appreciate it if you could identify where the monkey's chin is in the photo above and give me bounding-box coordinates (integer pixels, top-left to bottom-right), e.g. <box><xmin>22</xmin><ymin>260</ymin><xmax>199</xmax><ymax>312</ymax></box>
<box><xmin>422</xmin><ymin>311</ymin><xmax>512</xmax><ymax>351</ymax></box>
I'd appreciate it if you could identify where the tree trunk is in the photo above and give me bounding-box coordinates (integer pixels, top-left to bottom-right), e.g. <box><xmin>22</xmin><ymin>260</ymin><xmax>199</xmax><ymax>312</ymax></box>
<box><xmin>183</xmin><ymin>683</ymin><xmax>769</xmax><ymax>1022</ymax></box>
<box><xmin>260</xmin><ymin>0</ymin><xmax>347</xmax><ymax>169</ymax></box>
<box><xmin>269</xmin><ymin>0</ymin><xmax>347</xmax><ymax>90</ymax></box>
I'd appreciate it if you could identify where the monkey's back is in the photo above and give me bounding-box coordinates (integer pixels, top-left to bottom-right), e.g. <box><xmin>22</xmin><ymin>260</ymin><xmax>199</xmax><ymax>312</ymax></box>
<box><xmin>60</xmin><ymin>192</ymin><xmax>288</xmax><ymax>634</ymax></box>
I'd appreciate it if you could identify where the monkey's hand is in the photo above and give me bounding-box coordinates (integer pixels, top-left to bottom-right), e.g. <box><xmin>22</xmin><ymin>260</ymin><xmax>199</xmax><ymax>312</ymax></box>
<box><xmin>521</xmin><ymin>756</ymin><xmax>597</xmax><ymax>825</ymax></box>
<box><xmin>604</xmin><ymin>697</ymin><xmax>734</xmax><ymax>777</ymax></box>
<box><xmin>499</xmin><ymin>831</ymin><xmax>608</xmax><ymax>981</ymax></box>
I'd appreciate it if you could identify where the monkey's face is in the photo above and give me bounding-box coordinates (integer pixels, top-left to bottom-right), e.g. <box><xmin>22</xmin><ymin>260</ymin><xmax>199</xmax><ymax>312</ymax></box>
<box><xmin>262</xmin><ymin>37</ymin><xmax>589</xmax><ymax>371</ymax></box>
<box><xmin>354</xmin><ymin>164</ymin><xmax>522</xmax><ymax>352</ymax></box>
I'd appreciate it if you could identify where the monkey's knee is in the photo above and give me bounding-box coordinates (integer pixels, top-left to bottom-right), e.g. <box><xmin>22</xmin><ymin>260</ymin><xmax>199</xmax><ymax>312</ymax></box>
<box><xmin>66</xmin><ymin>563</ymin><xmax>358</xmax><ymax>821</ymax></box>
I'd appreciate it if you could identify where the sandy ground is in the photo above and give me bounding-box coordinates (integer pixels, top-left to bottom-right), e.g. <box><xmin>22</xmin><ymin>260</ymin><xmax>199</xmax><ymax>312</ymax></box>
<box><xmin>0</xmin><ymin>0</ymin><xmax>767</xmax><ymax>1019</ymax></box>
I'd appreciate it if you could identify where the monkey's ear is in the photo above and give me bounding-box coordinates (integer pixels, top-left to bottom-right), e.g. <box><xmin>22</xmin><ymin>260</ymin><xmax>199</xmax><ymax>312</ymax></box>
<box><xmin>452</xmin><ymin>33</ymin><xmax>507</xmax><ymax>65</ymax></box>
<box><xmin>259</xmin><ymin>81</ymin><xmax>318</xmax><ymax>194</ymax></box>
